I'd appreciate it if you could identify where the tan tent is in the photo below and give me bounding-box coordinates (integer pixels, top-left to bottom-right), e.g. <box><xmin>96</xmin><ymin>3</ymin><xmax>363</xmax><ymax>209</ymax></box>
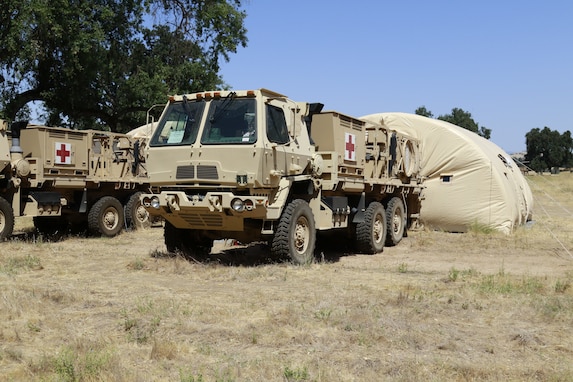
<box><xmin>126</xmin><ymin>122</ymin><xmax>157</xmax><ymax>140</ymax></box>
<box><xmin>361</xmin><ymin>113</ymin><xmax>533</xmax><ymax>233</ymax></box>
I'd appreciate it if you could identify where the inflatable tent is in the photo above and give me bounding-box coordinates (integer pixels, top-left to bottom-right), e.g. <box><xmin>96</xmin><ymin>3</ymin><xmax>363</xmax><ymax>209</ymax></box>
<box><xmin>361</xmin><ymin>113</ymin><xmax>533</xmax><ymax>234</ymax></box>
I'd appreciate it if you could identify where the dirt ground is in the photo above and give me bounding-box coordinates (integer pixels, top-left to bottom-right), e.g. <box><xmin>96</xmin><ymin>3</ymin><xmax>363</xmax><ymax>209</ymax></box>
<box><xmin>1</xmin><ymin>174</ymin><xmax>572</xmax><ymax>381</ymax></box>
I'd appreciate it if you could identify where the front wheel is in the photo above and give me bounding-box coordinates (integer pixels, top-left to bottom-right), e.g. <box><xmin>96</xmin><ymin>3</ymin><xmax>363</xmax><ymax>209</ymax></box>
<box><xmin>88</xmin><ymin>196</ymin><xmax>124</xmax><ymax>237</ymax></box>
<box><xmin>33</xmin><ymin>216</ymin><xmax>68</xmax><ymax>238</ymax></box>
<box><xmin>355</xmin><ymin>201</ymin><xmax>386</xmax><ymax>254</ymax></box>
<box><xmin>271</xmin><ymin>199</ymin><xmax>316</xmax><ymax>265</ymax></box>
<box><xmin>164</xmin><ymin>222</ymin><xmax>212</xmax><ymax>260</ymax></box>
<box><xmin>0</xmin><ymin>196</ymin><xmax>15</xmax><ymax>241</ymax></box>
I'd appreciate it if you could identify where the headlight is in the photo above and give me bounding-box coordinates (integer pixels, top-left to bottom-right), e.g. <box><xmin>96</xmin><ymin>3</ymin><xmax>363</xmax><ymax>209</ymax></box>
<box><xmin>150</xmin><ymin>196</ymin><xmax>160</xmax><ymax>209</ymax></box>
<box><xmin>231</xmin><ymin>198</ymin><xmax>244</xmax><ymax>212</ymax></box>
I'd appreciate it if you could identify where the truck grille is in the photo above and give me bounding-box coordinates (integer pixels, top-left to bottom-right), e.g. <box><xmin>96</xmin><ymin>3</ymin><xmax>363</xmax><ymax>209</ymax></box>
<box><xmin>197</xmin><ymin>165</ymin><xmax>218</xmax><ymax>179</ymax></box>
<box><xmin>179</xmin><ymin>212</ymin><xmax>223</xmax><ymax>227</ymax></box>
<box><xmin>175</xmin><ymin>165</ymin><xmax>218</xmax><ymax>180</ymax></box>
<box><xmin>176</xmin><ymin>165</ymin><xmax>195</xmax><ymax>179</ymax></box>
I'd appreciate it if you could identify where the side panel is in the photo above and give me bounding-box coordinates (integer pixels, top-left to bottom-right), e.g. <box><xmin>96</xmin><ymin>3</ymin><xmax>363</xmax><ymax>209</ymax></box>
<box><xmin>20</xmin><ymin>127</ymin><xmax>89</xmax><ymax>179</ymax></box>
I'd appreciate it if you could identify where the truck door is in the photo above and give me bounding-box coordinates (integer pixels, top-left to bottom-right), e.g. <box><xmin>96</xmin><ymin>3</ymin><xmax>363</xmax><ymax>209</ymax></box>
<box><xmin>263</xmin><ymin>100</ymin><xmax>291</xmax><ymax>181</ymax></box>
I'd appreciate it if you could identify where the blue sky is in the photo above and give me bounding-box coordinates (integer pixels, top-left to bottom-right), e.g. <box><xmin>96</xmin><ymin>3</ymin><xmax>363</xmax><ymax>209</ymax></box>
<box><xmin>220</xmin><ymin>1</ymin><xmax>573</xmax><ymax>154</ymax></box>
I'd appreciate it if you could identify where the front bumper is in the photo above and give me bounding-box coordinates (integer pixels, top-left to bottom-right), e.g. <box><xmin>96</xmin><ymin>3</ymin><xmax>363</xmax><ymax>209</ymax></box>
<box><xmin>141</xmin><ymin>191</ymin><xmax>269</xmax><ymax>230</ymax></box>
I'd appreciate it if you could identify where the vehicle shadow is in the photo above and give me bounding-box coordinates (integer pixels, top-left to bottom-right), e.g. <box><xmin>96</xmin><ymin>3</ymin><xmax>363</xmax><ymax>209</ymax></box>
<box><xmin>152</xmin><ymin>239</ymin><xmax>348</xmax><ymax>267</ymax></box>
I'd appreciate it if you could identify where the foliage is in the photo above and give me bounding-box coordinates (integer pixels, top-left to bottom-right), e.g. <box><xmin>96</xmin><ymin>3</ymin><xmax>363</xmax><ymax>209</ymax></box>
<box><xmin>0</xmin><ymin>0</ymin><xmax>247</xmax><ymax>132</ymax></box>
<box><xmin>414</xmin><ymin>106</ymin><xmax>433</xmax><ymax>118</ymax></box>
<box><xmin>525</xmin><ymin>126</ymin><xmax>573</xmax><ymax>172</ymax></box>
<box><xmin>438</xmin><ymin>107</ymin><xmax>491</xmax><ymax>139</ymax></box>
<box><xmin>414</xmin><ymin>106</ymin><xmax>491</xmax><ymax>139</ymax></box>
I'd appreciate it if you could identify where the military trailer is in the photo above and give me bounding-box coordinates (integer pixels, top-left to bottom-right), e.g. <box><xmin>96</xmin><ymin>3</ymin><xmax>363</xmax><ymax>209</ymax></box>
<box><xmin>0</xmin><ymin>119</ymin><xmax>152</xmax><ymax>240</ymax></box>
<box><xmin>140</xmin><ymin>89</ymin><xmax>423</xmax><ymax>264</ymax></box>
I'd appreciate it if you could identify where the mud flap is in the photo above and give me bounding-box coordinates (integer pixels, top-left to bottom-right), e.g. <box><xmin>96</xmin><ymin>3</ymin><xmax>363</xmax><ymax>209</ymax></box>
<box><xmin>352</xmin><ymin>192</ymin><xmax>366</xmax><ymax>224</ymax></box>
<box><xmin>79</xmin><ymin>189</ymin><xmax>88</xmax><ymax>213</ymax></box>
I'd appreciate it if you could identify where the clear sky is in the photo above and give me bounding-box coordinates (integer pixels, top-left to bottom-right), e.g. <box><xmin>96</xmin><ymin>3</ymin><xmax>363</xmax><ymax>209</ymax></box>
<box><xmin>219</xmin><ymin>1</ymin><xmax>573</xmax><ymax>154</ymax></box>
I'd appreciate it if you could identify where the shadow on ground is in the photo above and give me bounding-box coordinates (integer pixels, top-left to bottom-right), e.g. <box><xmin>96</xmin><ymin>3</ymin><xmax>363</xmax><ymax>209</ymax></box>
<box><xmin>151</xmin><ymin>237</ymin><xmax>356</xmax><ymax>267</ymax></box>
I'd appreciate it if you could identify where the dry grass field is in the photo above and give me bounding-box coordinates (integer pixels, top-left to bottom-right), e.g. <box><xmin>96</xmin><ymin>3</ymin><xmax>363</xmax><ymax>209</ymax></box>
<box><xmin>1</xmin><ymin>173</ymin><xmax>573</xmax><ymax>381</ymax></box>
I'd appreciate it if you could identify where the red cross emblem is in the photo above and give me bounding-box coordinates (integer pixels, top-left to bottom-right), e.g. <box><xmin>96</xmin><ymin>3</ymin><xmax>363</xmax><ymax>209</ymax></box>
<box><xmin>344</xmin><ymin>132</ymin><xmax>356</xmax><ymax>161</ymax></box>
<box><xmin>55</xmin><ymin>142</ymin><xmax>72</xmax><ymax>164</ymax></box>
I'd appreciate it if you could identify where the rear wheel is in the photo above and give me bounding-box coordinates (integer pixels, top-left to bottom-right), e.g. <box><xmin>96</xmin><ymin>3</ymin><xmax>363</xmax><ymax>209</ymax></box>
<box><xmin>88</xmin><ymin>196</ymin><xmax>124</xmax><ymax>237</ymax></box>
<box><xmin>0</xmin><ymin>197</ymin><xmax>14</xmax><ymax>241</ymax></box>
<box><xmin>124</xmin><ymin>192</ymin><xmax>151</xmax><ymax>230</ymax></box>
<box><xmin>385</xmin><ymin>197</ymin><xmax>406</xmax><ymax>246</ymax></box>
<box><xmin>271</xmin><ymin>199</ymin><xmax>316</xmax><ymax>265</ymax></box>
<box><xmin>356</xmin><ymin>201</ymin><xmax>386</xmax><ymax>254</ymax></box>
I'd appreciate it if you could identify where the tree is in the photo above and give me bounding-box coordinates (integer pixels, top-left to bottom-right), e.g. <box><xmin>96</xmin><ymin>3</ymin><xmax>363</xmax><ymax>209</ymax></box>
<box><xmin>414</xmin><ymin>106</ymin><xmax>491</xmax><ymax>139</ymax></box>
<box><xmin>414</xmin><ymin>106</ymin><xmax>433</xmax><ymax>118</ymax></box>
<box><xmin>525</xmin><ymin>127</ymin><xmax>573</xmax><ymax>172</ymax></box>
<box><xmin>0</xmin><ymin>0</ymin><xmax>247</xmax><ymax>132</ymax></box>
<box><xmin>438</xmin><ymin>108</ymin><xmax>491</xmax><ymax>139</ymax></box>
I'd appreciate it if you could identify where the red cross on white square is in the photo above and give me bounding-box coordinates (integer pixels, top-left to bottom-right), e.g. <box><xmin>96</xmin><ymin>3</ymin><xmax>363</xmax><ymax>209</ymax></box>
<box><xmin>344</xmin><ymin>132</ymin><xmax>356</xmax><ymax>161</ymax></box>
<box><xmin>55</xmin><ymin>142</ymin><xmax>72</xmax><ymax>164</ymax></box>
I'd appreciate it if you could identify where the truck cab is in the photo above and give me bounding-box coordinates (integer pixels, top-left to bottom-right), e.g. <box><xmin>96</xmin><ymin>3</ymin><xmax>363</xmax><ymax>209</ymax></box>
<box><xmin>145</xmin><ymin>89</ymin><xmax>315</xmax><ymax>188</ymax></box>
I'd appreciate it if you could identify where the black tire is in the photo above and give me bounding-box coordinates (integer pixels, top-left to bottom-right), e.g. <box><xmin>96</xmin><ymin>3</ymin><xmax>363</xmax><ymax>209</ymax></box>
<box><xmin>124</xmin><ymin>192</ymin><xmax>151</xmax><ymax>230</ymax></box>
<box><xmin>88</xmin><ymin>196</ymin><xmax>124</xmax><ymax>237</ymax></box>
<box><xmin>0</xmin><ymin>196</ymin><xmax>15</xmax><ymax>241</ymax></box>
<box><xmin>33</xmin><ymin>216</ymin><xmax>68</xmax><ymax>238</ymax></box>
<box><xmin>164</xmin><ymin>222</ymin><xmax>212</xmax><ymax>260</ymax></box>
<box><xmin>385</xmin><ymin>197</ymin><xmax>406</xmax><ymax>246</ymax></box>
<box><xmin>164</xmin><ymin>221</ymin><xmax>181</xmax><ymax>253</ymax></box>
<box><xmin>356</xmin><ymin>201</ymin><xmax>386</xmax><ymax>254</ymax></box>
<box><xmin>271</xmin><ymin>199</ymin><xmax>316</xmax><ymax>265</ymax></box>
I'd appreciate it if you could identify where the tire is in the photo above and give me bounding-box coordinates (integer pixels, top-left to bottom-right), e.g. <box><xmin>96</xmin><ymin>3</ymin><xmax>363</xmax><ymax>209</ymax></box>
<box><xmin>88</xmin><ymin>196</ymin><xmax>124</xmax><ymax>237</ymax></box>
<box><xmin>0</xmin><ymin>196</ymin><xmax>15</xmax><ymax>241</ymax></box>
<box><xmin>124</xmin><ymin>192</ymin><xmax>151</xmax><ymax>230</ymax></box>
<box><xmin>164</xmin><ymin>221</ymin><xmax>181</xmax><ymax>253</ymax></box>
<box><xmin>33</xmin><ymin>216</ymin><xmax>68</xmax><ymax>238</ymax></box>
<box><xmin>164</xmin><ymin>221</ymin><xmax>212</xmax><ymax>260</ymax></box>
<box><xmin>385</xmin><ymin>197</ymin><xmax>406</xmax><ymax>246</ymax></box>
<box><xmin>271</xmin><ymin>199</ymin><xmax>316</xmax><ymax>265</ymax></box>
<box><xmin>355</xmin><ymin>201</ymin><xmax>386</xmax><ymax>254</ymax></box>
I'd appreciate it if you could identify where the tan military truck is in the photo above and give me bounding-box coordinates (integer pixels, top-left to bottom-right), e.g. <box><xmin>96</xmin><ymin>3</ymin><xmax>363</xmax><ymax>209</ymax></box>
<box><xmin>0</xmin><ymin>119</ymin><xmax>152</xmax><ymax>240</ymax></box>
<box><xmin>140</xmin><ymin>89</ymin><xmax>423</xmax><ymax>264</ymax></box>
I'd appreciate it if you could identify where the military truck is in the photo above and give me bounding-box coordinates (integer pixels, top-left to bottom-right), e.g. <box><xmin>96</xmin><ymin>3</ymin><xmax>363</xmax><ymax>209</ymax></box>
<box><xmin>0</xmin><ymin>119</ymin><xmax>152</xmax><ymax>240</ymax></box>
<box><xmin>140</xmin><ymin>89</ymin><xmax>423</xmax><ymax>264</ymax></box>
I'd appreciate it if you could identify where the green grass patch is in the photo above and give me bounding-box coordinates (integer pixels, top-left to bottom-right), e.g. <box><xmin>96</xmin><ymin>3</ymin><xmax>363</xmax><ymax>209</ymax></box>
<box><xmin>0</xmin><ymin>254</ymin><xmax>42</xmax><ymax>275</ymax></box>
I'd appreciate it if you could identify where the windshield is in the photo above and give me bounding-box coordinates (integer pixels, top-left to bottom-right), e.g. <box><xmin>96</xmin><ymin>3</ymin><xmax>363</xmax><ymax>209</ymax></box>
<box><xmin>150</xmin><ymin>100</ymin><xmax>205</xmax><ymax>146</ymax></box>
<box><xmin>201</xmin><ymin>98</ymin><xmax>257</xmax><ymax>144</ymax></box>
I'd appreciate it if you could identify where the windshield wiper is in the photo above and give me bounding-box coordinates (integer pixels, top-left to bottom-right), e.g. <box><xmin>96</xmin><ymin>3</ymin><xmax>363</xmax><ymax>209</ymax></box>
<box><xmin>209</xmin><ymin>91</ymin><xmax>236</xmax><ymax>124</ymax></box>
<box><xmin>182</xmin><ymin>94</ymin><xmax>197</xmax><ymax>123</ymax></box>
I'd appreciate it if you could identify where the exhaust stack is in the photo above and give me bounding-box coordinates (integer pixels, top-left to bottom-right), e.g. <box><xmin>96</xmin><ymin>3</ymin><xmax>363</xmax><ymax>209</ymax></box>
<box><xmin>10</xmin><ymin>121</ymin><xmax>31</xmax><ymax>178</ymax></box>
<box><xmin>10</xmin><ymin>121</ymin><xmax>27</xmax><ymax>159</ymax></box>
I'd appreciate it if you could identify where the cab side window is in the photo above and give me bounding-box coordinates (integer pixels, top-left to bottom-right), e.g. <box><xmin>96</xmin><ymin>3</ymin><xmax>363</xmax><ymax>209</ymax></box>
<box><xmin>266</xmin><ymin>104</ymin><xmax>290</xmax><ymax>144</ymax></box>
<box><xmin>150</xmin><ymin>102</ymin><xmax>203</xmax><ymax>146</ymax></box>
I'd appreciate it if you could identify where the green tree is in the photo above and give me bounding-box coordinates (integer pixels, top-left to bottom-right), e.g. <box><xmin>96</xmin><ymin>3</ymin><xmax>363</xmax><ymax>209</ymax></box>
<box><xmin>525</xmin><ymin>127</ymin><xmax>573</xmax><ymax>172</ymax></box>
<box><xmin>414</xmin><ymin>106</ymin><xmax>491</xmax><ymax>139</ymax></box>
<box><xmin>414</xmin><ymin>106</ymin><xmax>433</xmax><ymax>118</ymax></box>
<box><xmin>438</xmin><ymin>108</ymin><xmax>491</xmax><ymax>139</ymax></box>
<box><xmin>0</xmin><ymin>0</ymin><xmax>247</xmax><ymax>132</ymax></box>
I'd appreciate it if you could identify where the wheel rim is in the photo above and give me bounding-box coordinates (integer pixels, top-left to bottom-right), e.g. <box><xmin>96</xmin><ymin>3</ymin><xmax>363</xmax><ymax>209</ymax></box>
<box><xmin>103</xmin><ymin>207</ymin><xmax>119</xmax><ymax>230</ymax></box>
<box><xmin>373</xmin><ymin>214</ymin><xmax>384</xmax><ymax>244</ymax></box>
<box><xmin>135</xmin><ymin>204</ymin><xmax>149</xmax><ymax>224</ymax></box>
<box><xmin>294</xmin><ymin>216</ymin><xmax>310</xmax><ymax>254</ymax></box>
<box><xmin>0</xmin><ymin>211</ymin><xmax>5</xmax><ymax>232</ymax></box>
<box><xmin>392</xmin><ymin>209</ymin><xmax>402</xmax><ymax>234</ymax></box>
